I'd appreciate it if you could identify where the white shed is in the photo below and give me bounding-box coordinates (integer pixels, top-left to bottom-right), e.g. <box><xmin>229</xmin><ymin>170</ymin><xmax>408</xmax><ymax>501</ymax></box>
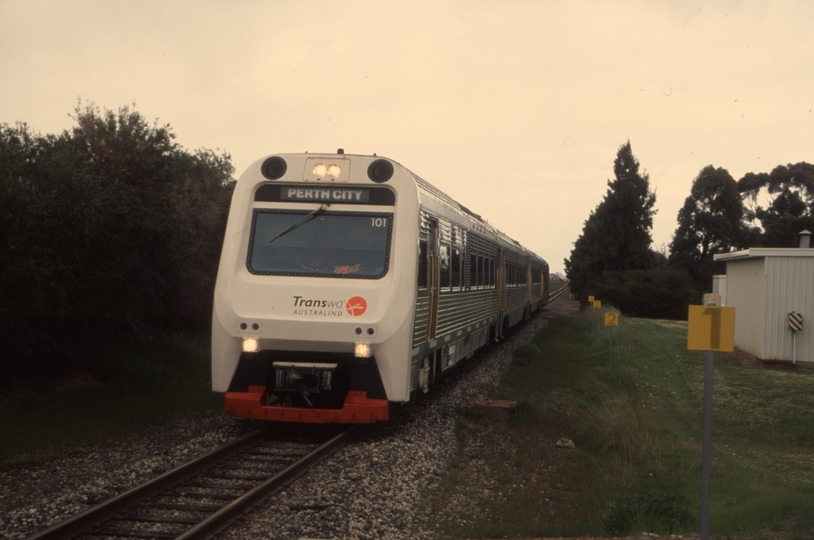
<box><xmin>713</xmin><ymin>247</ymin><xmax>814</xmax><ymax>365</ymax></box>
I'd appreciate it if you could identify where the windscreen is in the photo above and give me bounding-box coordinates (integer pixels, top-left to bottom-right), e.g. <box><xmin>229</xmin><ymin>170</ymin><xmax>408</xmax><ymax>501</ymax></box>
<box><xmin>248</xmin><ymin>209</ymin><xmax>393</xmax><ymax>278</ymax></box>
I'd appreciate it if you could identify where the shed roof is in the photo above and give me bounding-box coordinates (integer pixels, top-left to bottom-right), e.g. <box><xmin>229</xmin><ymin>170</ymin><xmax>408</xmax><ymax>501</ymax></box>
<box><xmin>714</xmin><ymin>248</ymin><xmax>814</xmax><ymax>262</ymax></box>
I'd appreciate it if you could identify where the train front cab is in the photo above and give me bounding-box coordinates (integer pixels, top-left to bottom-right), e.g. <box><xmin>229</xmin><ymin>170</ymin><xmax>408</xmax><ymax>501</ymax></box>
<box><xmin>212</xmin><ymin>154</ymin><xmax>421</xmax><ymax>423</ymax></box>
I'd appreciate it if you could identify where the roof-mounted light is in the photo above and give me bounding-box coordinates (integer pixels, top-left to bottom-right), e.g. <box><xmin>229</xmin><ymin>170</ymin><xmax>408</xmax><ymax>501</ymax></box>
<box><xmin>312</xmin><ymin>163</ymin><xmax>341</xmax><ymax>178</ymax></box>
<box><xmin>305</xmin><ymin>157</ymin><xmax>349</xmax><ymax>182</ymax></box>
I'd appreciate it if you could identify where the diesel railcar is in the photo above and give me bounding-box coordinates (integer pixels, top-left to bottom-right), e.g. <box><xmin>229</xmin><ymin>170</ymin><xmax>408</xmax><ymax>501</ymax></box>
<box><xmin>212</xmin><ymin>151</ymin><xmax>549</xmax><ymax>423</ymax></box>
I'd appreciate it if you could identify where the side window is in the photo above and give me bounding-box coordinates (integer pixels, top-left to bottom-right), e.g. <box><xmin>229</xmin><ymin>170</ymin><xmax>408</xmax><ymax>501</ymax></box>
<box><xmin>489</xmin><ymin>258</ymin><xmax>495</xmax><ymax>288</ymax></box>
<box><xmin>418</xmin><ymin>239</ymin><xmax>428</xmax><ymax>289</ymax></box>
<box><xmin>451</xmin><ymin>247</ymin><xmax>461</xmax><ymax>290</ymax></box>
<box><xmin>440</xmin><ymin>243</ymin><xmax>451</xmax><ymax>289</ymax></box>
<box><xmin>469</xmin><ymin>253</ymin><xmax>477</xmax><ymax>290</ymax></box>
<box><xmin>475</xmin><ymin>255</ymin><xmax>482</xmax><ymax>287</ymax></box>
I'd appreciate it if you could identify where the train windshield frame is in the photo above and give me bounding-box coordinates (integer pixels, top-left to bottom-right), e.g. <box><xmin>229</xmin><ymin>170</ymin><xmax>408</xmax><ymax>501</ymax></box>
<box><xmin>247</xmin><ymin>209</ymin><xmax>394</xmax><ymax>279</ymax></box>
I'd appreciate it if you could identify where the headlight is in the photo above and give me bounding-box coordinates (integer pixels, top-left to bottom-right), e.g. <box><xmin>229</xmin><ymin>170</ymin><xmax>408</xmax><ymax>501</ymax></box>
<box><xmin>354</xmin><ymin>342</ymin><xmax>372</xmax><ymax>358</ymax></box>
<box><xmin>242</xmin><ymin>337</ymin><xmax>259</xmax><ymax>353</ymax></box>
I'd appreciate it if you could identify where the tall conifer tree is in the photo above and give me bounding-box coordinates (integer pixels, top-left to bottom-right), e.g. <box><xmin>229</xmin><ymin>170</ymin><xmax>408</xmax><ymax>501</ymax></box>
<box><xmin>565</xmin><ymin>141</ymin><xmax>656</xmax><ymax>298</ymax></box>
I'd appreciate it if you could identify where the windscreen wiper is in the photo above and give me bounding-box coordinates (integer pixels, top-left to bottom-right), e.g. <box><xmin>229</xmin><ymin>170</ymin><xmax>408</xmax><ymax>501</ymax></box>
<box><xmin>267</xmin><ymin>204</ymin><xmax>329</xmax><ymax>244</ymax></box>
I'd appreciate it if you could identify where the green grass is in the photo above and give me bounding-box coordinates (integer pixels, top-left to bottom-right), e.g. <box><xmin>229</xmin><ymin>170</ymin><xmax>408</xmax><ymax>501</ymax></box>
<box><xmin>0</xmin><ymin>334</ymin><xmax>222</xmax><ymax>461</ymax></box>
<box><xmin>423</xmin><ymin>310</ymin><xmax>814</xmax><ymax>538</ymax></box>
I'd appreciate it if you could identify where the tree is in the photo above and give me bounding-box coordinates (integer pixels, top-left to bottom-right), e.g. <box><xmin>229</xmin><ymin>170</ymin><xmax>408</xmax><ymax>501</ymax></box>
<box><xmin>739</xmin><ymin>162</ymin><xmax>814</xmax><ymax>247</ymax></box>
<box><xmin>565</xmin><ymin>141</ymin><xmax>657</xmax><ymax>298</ymax></box>
<box><xmin>669</xmin><ymin>165</ymin><xmax>746</xmax><ymax>293</ymax></box>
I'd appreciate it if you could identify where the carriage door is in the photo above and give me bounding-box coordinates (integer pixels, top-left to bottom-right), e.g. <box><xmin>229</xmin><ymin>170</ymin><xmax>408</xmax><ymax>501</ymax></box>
<box><xmin>496</xmin><ymin>248</ymin><xmax>507</xmax><ymax>337</ymax></box>
<box><xmin>525</xmin><ymin>256</ymin><xmax>533</xmax><ymax>318</ymax></box>
<box><xmin>427</xmin><ymin>219</ymin><xmax>441</xmax><ymax>341</ymax></box>
<box><xmin>526</xmin><ymin>256</ymin><xmax>533</xmax><ymax>302</ymax></box>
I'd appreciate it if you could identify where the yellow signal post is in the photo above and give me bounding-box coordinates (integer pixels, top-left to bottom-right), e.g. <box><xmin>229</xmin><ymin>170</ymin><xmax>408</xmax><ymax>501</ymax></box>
<box><xmin>687</xmin><ymin>304</ymin><xmax>735</xmax><ymax>540</ymax></box>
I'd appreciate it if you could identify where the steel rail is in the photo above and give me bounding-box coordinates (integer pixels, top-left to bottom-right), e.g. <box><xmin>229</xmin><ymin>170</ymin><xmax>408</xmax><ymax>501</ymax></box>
<box><xmin>25</xmin><ymin>428</ymin><xmax>271</xmax><ymax>540</ymax></box>
<box><xmin>176</xmin><ymin>425</ymin><xmax>360</xmax><ymax>540</ymax></box>
<box><xmin>547</xmin><ymin>282</ymin><xmax>570</xmax><ymax>303</ymax></box>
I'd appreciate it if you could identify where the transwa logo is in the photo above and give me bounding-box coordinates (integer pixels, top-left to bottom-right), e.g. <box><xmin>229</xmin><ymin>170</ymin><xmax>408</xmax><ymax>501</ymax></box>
<box><xmin>345</xmin><ymin>296</ymin><xmax>367</xmax><ymax>316</ymax></box>
<box><xmin>291</xmin><ymin>295</ymin><xmax>367</xmax><ymax>317</ymax></box>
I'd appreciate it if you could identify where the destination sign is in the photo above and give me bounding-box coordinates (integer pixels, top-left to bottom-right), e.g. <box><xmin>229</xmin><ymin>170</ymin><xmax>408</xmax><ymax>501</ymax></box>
<box><xmin>281</xmin><ymin>187</ymin><xmax>370</xmax><ymax>203</ymax></box>
<box><xmin>255</xmin><ymin>184</ymin><xmax>395</xmax><ymax>205</ymax></box>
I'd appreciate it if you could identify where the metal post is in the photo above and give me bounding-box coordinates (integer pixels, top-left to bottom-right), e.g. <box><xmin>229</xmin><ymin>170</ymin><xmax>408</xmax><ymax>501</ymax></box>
<box><xmin>793</xmin><ymin>331</ymin><xmax>797</xmax><ymax>364</ymax></box>
<box><xmin>595</xmin><ymin>310</ymin><xmax>599</xmax><ymax>340</ymax></box>
<box><xmin>701</xmin><ymin>350</ymin><xmax>714</xmax><ymax>540</ymax></box>
<box><xmin>608</xmin><ymin>326</ymin><xmax>613</xmax><ymax>382</ymax></box>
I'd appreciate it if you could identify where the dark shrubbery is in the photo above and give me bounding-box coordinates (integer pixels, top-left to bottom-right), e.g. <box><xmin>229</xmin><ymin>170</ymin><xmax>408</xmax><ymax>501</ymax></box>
<box><xmin>0</xmin><ymin>103</ymin><xmax>235</xmax><ymax>383</ymax></box>
<box><xmin>511</xmin><ymin>343</ymin><xmax>545</xmax><ymax>367</ymax></box>
<box><xmin>586</xmin><ymin>269</ymin><xmax>698</xmax><ymax>320</ymax></box>
<box><xmin>601</xmin><ymin>490</ymin><xmax>693</xmax><ymax>536</ymax></box>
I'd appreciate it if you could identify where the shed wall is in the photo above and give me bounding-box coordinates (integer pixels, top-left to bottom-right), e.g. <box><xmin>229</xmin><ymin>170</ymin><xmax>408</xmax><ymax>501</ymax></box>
<box><xmin>726</xmin><ymin>258</ymin><xmax>766</xmax><ymax>358</ymax></box>
<box><xmin>712</xmin><ymin>275</ymin><xmax>727</xmax><ymax>305</ymax></box>
<box><xmin>765</xmin><ymin>257</ymin><xmax>814</xmax><ymax>362</ymax></box>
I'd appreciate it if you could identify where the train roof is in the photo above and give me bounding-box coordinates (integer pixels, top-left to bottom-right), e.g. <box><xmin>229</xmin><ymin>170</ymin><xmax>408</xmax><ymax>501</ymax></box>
<box><xmin>259</xmin><ymin>152</ymin><xmax>546</xmax><ymax>264</ymax></box>
<box><xmin>407</xmin><ymin>168</ymin><xmax>545</xmax><ymax>264</ymax></box>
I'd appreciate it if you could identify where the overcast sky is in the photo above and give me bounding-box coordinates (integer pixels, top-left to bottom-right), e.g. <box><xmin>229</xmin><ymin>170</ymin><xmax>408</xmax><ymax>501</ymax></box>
<box><xmin>2</xmin><ymin>1</ymin><xmax>813</xmax><ymax>274</ymax></box>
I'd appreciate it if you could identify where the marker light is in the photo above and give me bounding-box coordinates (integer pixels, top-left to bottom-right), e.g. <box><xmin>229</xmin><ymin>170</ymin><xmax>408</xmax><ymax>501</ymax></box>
<box><xmin>261</xmin><ymin>156</ymin><xmax>287</xmax><ymax>180</ymax></box>
<box><xmin>242</xmin><ymin>337</ymin><xmax>259</xmax><ymax>353</ymax></box>
<box><xmin>367</xmin><ymin>159</ymin><xmax>394</xmax><ymax>183</ymax></box>
<box><xmin>354</xmin><ymin>342</ymin><xmax>372</xmax><ymax>358</ymax></box>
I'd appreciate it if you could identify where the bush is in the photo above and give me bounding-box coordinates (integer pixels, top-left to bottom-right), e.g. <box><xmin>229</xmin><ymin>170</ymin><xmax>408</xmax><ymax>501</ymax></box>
<box><xmin>586</xmin><ymin>269</ymin><xmax>698</xmax><ymax>320</ymax></box>
<box><xmin>0</xmin><ymin>104</ymin><xmax>235</xmax><ymax>386</ymax></box>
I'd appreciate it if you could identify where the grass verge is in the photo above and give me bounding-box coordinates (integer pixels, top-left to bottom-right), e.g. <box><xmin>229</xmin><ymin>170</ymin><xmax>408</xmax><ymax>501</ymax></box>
<box><xmin>0</xmin><ymin>334</ymin><xmax>221</xmax><ymax>461</ymax></box>
<box><xmin>423</xmin><ymin>310</ymin><xmax>814</xmax><ymax>538</ymax></box>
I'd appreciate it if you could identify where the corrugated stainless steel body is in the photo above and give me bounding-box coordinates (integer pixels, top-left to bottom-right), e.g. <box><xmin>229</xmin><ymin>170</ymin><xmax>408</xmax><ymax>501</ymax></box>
<box><xmin>408</xmin><ymin>175</ymin><xmax>548</xmax><ymax>391</ymax></box>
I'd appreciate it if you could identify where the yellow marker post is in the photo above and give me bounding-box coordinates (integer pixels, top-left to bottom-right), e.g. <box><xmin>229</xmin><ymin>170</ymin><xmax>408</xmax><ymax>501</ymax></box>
<box><xmin>687</xmin><ymin>306</ymin><xmax>735</xmax><ymax>352</ymax></box>
<box><xmin>687</xmin><ymin>304</ymin><xmax>735</xmax><ymax>540</ymax></box>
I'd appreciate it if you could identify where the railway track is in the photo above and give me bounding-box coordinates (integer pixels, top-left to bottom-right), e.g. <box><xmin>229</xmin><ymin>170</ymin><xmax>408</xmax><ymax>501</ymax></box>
<box><xmin>548</xmin><ymin>283</ymin><xmax>570</xmax><ymax>302</ymax></box>
<box><xmin>26</xmin><ymin>425</ymin><xmax>359</xmax><ymax>540</ymax></box>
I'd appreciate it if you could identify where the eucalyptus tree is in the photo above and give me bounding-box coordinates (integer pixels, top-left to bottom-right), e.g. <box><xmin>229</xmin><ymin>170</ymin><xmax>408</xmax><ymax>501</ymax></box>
<box><xmin>739</xmin><ymin>162</ymin><xmax>814</xmax><ymax>247</ymax></box>
<box><xmin>669</xmin><ymin>165</ymin><xmax>746</xmax><ymax>293</ymax></box>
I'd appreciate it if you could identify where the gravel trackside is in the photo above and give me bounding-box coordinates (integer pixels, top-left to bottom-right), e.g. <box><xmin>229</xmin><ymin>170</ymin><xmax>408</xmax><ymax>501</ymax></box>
<box><xmin>2</xmin><ymin>293</ymin><xmax>578</xmax><ymax>540</ymax></box>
